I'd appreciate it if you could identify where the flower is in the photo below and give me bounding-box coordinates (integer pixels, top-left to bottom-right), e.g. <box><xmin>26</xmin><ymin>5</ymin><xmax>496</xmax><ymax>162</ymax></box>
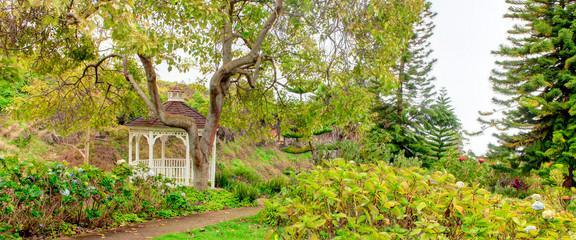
<box><xmin>116</xmin><ymin>159</ymin><xmax>126</xmax><ymax>165</ymax></box>
<box><xmin>524</xmin><ymin>225</ymin><xmax>537</xmax><ymax>233</ymax></box>
<box><xmin>542</xmin><ymin>210</ymin><xmax>555</xmax><ymax>219</ymax></box>
<box><xmin>455</xmin><ymin>181</ymin><xmax>465</xmax><ymax>189</ymax></box>
<box><xmin>60</xmin><ymin>188</ymin><xmax>70</xmax><ymax>196</ymax></box>
<box><xmin>77</xmin><ymin>168</ymin><xmax>84</xmax><ymax>173</ymax></box>
<box><xmin>530</xmin><ymin>194</ymin><xmax>542</xmax><ymax>201</ymax></box>
<box><xmin>147</xmin><ymin>170</ymin><xmax>155</xmax><ymax>177</ymax></box>
<box><xmin>532</xmin><ymin>201</ymin><xmax>545</xmax><ymax>211</ymax></box>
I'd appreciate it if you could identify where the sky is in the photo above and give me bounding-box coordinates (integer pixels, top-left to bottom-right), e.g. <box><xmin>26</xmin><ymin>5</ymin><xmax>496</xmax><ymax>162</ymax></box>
<box><xmin>158</xmin><ymin>0</ymin><xmax>516</xmax><ymax>155</ymax></box>
<box><xmin>428</xmin><ymin>0</ymin><xmax>515</xmax><ymax>154</ymax></box>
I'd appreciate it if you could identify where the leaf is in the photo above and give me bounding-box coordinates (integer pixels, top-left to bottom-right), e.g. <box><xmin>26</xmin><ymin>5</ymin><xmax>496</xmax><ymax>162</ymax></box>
<box><xmin>416</xmin><ymin>202</ymin><xmax>427</xmax><ymax>212</ymax></box>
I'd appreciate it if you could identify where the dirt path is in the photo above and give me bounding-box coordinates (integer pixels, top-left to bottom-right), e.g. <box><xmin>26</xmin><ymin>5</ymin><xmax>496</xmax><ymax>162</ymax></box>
<box><xmin>68</xmin><ymin>206</ymin><xmax>262</xmax><ymax>240</ymax></box>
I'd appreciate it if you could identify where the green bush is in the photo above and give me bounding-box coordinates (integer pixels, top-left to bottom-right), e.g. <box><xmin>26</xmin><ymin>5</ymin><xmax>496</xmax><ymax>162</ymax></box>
<box><xmin>259</xmin><ymin>176</ymin><xmax>289</xmax><ymax>196</ymax></box>
<box><xmin>281</xmin><ymin>146</ymin><xmax>311</xmax><ymax>154</ymax></box>
<box><xmin>0</xmin><ymin>156</ymin><xmax>248</xmax><ymax>238</ymax></box>
<box><xmin>312</xmin><ymin>127</ymin><xmax>333</xmax><ymax>136</ymax></box>
<box><xmin>282</xmin><ymin>132</ymin><xmax>304</xmax><ymax>139</ymax></box>
<box><xmin>231</xmin><ymin>182</ymin><xmax>259</xmax><ymax>203</ymax></box>
<box><xmin>431</xmin><ymin>156</ymin><xmax>496</xmax><ymax>188</ymax></box>
<box><xmin>264</xmin><ymin>159</ymin><xmax>576</xmax><ymax>239</ymax></box>
<box><xmin>231</xmin><ymin>165</ymin><xmax>262</xmax><ymax>184</ymax></box>
<box><xmin>215</xmin><ymin>165</ymin><xmax>233</xmax><ymax>189</ymax></box>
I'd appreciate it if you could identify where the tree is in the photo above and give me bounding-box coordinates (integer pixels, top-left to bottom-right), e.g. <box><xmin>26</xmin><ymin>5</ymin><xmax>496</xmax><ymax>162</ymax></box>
<box><xmin>0</xmin><ymin>57</ymin><xmax>25</xmax><ymax>111</ymax></box>
<box><xmin>371</xmin><ymin>1</ymin><xmax>437</xmax><ymax>160</ymax></box>
<box><xmin>420</xmin><ymin>88</ymin><xmax>462</xmax><ymax>165</ymax></box>
<box><xmin>482</xmin><ymin>0</ymin><xmax>576</xmax><ymax>187</ymax></box>
<box><xmin>2</xmin><ymin>0</ymin><xmax>423</xmax><ymax>189</ymax></box>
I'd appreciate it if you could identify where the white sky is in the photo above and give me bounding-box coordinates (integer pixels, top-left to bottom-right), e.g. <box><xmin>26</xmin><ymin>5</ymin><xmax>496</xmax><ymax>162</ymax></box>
<box><xmin>429</xmin><ymin>0</ymin><xmax>514</xmax><ymax>154</ymax></box>
<box><xmin>158</xmin><ymin>0</ymin><xmax>515</xmax><ymax>155</ymax></box>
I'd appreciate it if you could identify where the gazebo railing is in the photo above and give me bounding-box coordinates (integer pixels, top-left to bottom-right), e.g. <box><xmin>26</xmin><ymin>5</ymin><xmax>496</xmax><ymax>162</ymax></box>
<box><xmin>133</xmin><ymin>159</ymin><xmax>190</xmax><ymax>185</ymax></box>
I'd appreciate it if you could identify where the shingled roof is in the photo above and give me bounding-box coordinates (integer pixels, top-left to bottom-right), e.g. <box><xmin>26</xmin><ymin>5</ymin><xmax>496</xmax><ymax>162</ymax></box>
<box><xmin>126</xmin><ymin>101</ymin><xmax>207</xmax><ymax>129</ymax></box>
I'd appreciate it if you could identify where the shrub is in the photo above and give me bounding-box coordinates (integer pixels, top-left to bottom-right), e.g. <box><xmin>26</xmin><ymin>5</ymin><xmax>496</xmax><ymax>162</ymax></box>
<box><xmin>229</xmin><ymin>159</ymin><xmax>262</xmax><ymax>184</ymax></box>
<box><xmin>215</xmin><ymin>165</ymin><xmax>233</xmax><ymax>189</ymax></box>
<box><xmin>259</xmin><ymin>176</ymin><xmax>289</xmax><ymax>196</ymax></box>
<box><xmin>312</xmin><ymin>127</ymin><xmax>333</xmax><ymax>136</ymax></box>
<box><xmin>231</xmin><ymin>182</ymin><xmax>259</xmax><ymax>203</ymax></box>
<box><xmin>282</xmin><ymin>132</ymin><xmax>304</xmax><ymax>139</ymax></box>
<box><xmin>431</xmin><ymin>156</ymin><xmax>496</xmax><ymax>188</ymax></box>
<box><xmin>281</xmin><ymin>146</ymin><xmax>311</xmax><ymax>154</ymax></box>
<box><xmin>0</xmin><ymin>156</ymin><xmax>248</xmax><ymax>238</ymax></box>
<box><xmin>264</xmin><ymin>159</ymin><xmax>576</xmax><ymax>239</ymax></box>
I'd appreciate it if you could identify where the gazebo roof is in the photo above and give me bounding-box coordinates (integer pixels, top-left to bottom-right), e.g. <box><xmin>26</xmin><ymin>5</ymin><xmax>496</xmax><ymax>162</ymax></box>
<box><xmin>126</xmin><ymin>101</ymin><xmax>207</xmax><ymax>129</ymax></box>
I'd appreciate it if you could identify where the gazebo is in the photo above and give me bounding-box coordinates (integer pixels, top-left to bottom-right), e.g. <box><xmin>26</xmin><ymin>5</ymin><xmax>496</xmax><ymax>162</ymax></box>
<box><xmin>126</xmin><ymin>87</ymin><xmax>216</xmax><ymax>187</ymax></box>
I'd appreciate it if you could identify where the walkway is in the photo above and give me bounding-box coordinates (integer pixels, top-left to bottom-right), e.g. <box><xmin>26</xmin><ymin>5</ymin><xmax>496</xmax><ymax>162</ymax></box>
<box><xmin>69</xmin><ymin>206</ymin><xmax>262</xmax><ymax>240</ymax></box>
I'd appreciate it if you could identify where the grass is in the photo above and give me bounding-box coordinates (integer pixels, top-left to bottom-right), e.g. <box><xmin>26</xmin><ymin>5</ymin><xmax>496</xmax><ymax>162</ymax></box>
<box><xmin>154</xmin><ymin>217</ymin><xmax>270</xmax><ymax>240</ymax></box>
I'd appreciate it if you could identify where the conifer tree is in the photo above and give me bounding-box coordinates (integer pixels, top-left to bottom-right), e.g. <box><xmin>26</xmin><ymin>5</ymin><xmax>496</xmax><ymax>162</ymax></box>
<box><xmin>372</xmin><ymin>1</ymin><xmax>438</xmax><ymax>160</ymax></box>
<box><xmin>420</xmin><ymin>88</ymin><xmax>462</xmax><ymax>165</ymax></box>
<box><xmin>484</xmin><ymin>0</ymin><xmax>576</xmax><ymax>187</ymax></box>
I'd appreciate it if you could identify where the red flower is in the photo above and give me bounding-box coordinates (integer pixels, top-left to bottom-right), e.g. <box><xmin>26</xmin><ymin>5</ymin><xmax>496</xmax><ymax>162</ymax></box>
<box><xmin>478</xmin><ymin>158</ymin><xmax>486</xmax><ymax>163</ymax></box>
<box><xmin>459</xmin><ymin>156</ymin><xmax>467</xmax><ymax>161</ymax></box>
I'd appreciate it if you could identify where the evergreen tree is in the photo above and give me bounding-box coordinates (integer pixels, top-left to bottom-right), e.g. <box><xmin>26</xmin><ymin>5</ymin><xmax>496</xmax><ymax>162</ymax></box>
<box><xmin>484</xmin><ymin>0</ymin><xmax>576</xmax><ymax>187</ymax></box>
<box><xmin>372</xmin><ymin>1</ymin><xmax>438</xmax><ymax>160</ymax></box>
<box><xmin>420</xmin><ymin>88</ymin><xmax>462</xmax><ymax>165</ymax></box>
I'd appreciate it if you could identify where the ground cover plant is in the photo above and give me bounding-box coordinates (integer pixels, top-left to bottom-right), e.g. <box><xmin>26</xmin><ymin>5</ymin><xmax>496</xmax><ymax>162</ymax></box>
<box><xmin>263</xmin><ymin>160</ymin><xmax>576</xmax><ymax>239</ymax></box>
<box><xmin>0</xmin><ymin>156</ymin><xmax>252</xmax><ymax>238</ymax></box>
<box><xmin>154</xmin><ymin>216</ymin><xmax>269</xmax><ymax>240</ymax></box>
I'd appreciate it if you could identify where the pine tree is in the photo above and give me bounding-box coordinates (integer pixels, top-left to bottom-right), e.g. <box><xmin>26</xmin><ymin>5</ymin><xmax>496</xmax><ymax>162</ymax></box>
<box><xmin>372</xmin><ymin>1</ymin><xmax>438</xmax><ymax>160</ymax></box>
<box><xmin>485</xmin><ymin>0</ymin><xmax>576</xmax><ymax>187</ymax></box>
<box><xmin>420</xmin><ymin>88</ymin><xmax>462</xmax><ymax>165</ymax></box>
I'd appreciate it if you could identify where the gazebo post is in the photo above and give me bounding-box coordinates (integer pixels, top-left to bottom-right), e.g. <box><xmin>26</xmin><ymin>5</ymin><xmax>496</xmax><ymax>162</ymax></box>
<box><xmin>148</xmin><ymin>131</ymin><xmax>154</xmax><ymax>170</ymax></box>
<box><xmin>135</xmin><ymin>135</ymin><xmax>140</xmax><ymax>164</ymax></box>
<box><xmin>184</xmin><ymin>133</ymin><xmax>191</xmax><ymax>185</ymax></box>
<box><xmin>160</xmin><ymin>136</ymin><xmax>167</xmax><ymax>178</ymax></box>
<box><xmin>128</xmin><ymin>132</ymin><xmax>132</xmax><ymax>164</ymax></box>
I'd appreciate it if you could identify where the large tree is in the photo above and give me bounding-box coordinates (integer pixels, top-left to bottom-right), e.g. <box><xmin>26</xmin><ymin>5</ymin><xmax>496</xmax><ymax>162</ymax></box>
<box><xmin>372</xmin><ymin>1</ymin><xmax>437</xmax><ymax>159</ymax></box>
<box><xmin>2</xmin><ymin>0</ymin><xmax>423</xmax><ymax>189</ymax></box>
<box><xmin>483</xmin><ymin>0</ymin><xmax>576</xmax><ymax>187</ymax></box>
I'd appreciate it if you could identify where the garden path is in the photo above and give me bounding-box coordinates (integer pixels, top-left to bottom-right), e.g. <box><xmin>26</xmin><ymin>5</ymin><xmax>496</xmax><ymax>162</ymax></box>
<box><xmin>68</xmin><ymin>206</ymin><xmax>262</xmax><ymax>240</ymax></box>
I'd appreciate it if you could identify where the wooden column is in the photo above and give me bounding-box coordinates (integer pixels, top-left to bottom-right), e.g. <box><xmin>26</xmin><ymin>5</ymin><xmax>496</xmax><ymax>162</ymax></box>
<box><xmin>184</xmin><ymin>133</ymin><xmax>191</xmax><ymax>185</ymax></box>
<box><xmin>148</xmin><ymin>131</ymin><xmax>154</xmax><ymax>170</ymax></box>
<box><xmin>160</xmin><ymin>136</ymin><xmax>167</xmax><ymax>178</ymax></box>
<box><xmin>128</xmin><ymin>132</ymin><xmax>132</xmax><ymax>164</ymax></box>
<box><xmin>135</xmin><ymin>135</ymin><xmax>140</xmax><ymax>164</ymax></box>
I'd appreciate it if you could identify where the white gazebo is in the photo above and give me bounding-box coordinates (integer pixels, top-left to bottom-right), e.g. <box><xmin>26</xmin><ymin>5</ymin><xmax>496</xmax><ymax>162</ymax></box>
<box><xmin>126</xmin><ymin>87</ymin><xmax>216</xmax><ymax>187</ymax></box>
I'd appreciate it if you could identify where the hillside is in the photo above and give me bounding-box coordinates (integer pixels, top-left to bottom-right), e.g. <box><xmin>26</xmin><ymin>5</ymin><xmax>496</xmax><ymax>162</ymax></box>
<box><xmin>0</xmin><ymin>114</ymin><xmax>311</xmax><ymax>180</ymax></box>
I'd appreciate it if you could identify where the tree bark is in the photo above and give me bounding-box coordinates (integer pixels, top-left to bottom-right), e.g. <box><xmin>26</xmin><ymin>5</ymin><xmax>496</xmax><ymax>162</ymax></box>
<box><xmin>563</xmin><ymin>164</ymin><xmax>575</xmax><ymax>188</ymax></box>
<box><xmin>397</xmin><ymin>58</ymin><xmax>406</xmax><ymax>122</ymax></box>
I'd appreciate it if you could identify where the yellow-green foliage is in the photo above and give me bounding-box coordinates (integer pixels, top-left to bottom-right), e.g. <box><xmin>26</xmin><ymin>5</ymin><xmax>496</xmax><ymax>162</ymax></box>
<box><xmin>263</xmin><ymin>160</ymin><xmax>576</xmax><ymax>239</ymax></box>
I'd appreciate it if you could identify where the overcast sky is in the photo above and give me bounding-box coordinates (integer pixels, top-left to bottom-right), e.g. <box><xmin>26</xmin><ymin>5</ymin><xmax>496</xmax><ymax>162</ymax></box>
<box><xmin>428</xmin><ymin>0</ymin><xmax>514</xmax><ymax>154</ymax></box>
<box><xmin>159</xmin><ymin>0</ymin><xmax>516</xmax><ymax>155</ymax></box>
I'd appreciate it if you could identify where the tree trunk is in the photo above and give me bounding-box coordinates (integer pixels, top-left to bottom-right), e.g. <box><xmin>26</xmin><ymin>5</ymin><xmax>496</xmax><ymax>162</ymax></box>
<box><xmin>84</xmin><ymin>126</ymin><xmax>91</xmax><ymax>164</ymax></box>
<box><xmin>563</xmin><ymin>164</ymin><xmax>575</xmax><ymax>188</ymax></box>
<box><xmin>397</xmin><ymin>58</ymin><xmax>406</xmax><ymax>121</ymax></box>
<box><xmin>195</xmin><ymin>79</ymin><xmax>226</xmax><ymax>189</ymax></box>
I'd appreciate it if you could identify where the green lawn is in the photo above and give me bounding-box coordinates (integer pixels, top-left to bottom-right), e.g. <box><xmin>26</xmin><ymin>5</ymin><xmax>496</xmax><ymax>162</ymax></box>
<box><xmin>154</xmin><ymin>217</ymin><xmax>270</xmax><ymax>240</ymax></box>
